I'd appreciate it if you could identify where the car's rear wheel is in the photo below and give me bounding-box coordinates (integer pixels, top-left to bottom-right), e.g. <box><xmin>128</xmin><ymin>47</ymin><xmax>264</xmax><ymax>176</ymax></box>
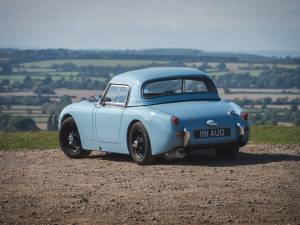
<box><xmin>128</xmin><ymin>122</ymin><xmax>154</xmax><ymax>165</ymax></box>
<box><xmin>215</xmin><ymin>144</ymin><xmax>239</xmax><ymax>158</ymax></box>
<box><xmin>59</xmin><ymin>117</ymin><xmax>91</xmax><ymax>158</ymax></box>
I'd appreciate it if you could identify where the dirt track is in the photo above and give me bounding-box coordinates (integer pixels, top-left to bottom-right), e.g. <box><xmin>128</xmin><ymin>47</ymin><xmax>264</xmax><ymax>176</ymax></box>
<box><xmin>1</xmin><ymin>144</ymin><xmax>299</xmax><ymax>225</ymax></box>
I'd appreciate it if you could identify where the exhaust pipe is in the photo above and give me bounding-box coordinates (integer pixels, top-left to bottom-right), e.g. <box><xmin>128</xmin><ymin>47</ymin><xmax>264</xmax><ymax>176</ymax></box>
<box><xmin>164</xmin><ymin>148</ymin><xmax>186</xmax><ymax>160</ymax></box>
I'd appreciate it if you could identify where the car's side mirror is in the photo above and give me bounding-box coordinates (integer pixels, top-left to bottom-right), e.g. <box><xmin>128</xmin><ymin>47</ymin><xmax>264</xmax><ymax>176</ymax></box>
<box><xmin>94</xmin><ymin>95</ymin><xmax>101</xmax><ymax>102</ymax></box>
<box><xmin>101</xmin><ymin>96</ymin><xmax>112</xmax><ymax>106</ymax></box>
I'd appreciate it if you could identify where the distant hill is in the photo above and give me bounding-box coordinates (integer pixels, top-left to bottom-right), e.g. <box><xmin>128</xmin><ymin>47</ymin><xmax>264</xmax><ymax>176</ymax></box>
<box><xmin>0</xmin><ymin>48</ymin><xmax>299</xmax><ymax>64</ymax></box>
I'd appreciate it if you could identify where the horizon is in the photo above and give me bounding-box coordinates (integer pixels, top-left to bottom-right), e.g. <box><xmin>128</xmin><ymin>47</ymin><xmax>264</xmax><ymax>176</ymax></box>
<box><xmin>1</xmin><ymin>47</ymin><xmax>300</xmax><ymax>58</ymax></box>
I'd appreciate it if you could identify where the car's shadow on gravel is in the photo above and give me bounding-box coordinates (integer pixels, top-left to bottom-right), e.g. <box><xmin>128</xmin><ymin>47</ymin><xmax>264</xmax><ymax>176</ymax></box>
<box><xmin>87</xmin><ymin>150</ymin><xmax>300</xmax><ymax>167</ymax></box>
<box><xmin>158</xmin><ymin>151</ymin><xmax>300</xmax><ymax>167</ymax></box>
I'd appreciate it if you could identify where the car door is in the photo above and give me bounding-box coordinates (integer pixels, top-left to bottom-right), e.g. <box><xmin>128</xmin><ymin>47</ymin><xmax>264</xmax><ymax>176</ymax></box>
<box><xmin>94</xmin><ymin>84</ymin><xmax>129</xmax><ymax>143</ymax></box>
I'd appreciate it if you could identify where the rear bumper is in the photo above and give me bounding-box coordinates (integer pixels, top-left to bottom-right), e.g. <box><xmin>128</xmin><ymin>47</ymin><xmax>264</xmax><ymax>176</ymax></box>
<box><xmin>181</xmin><ymin>122</ymin><xmax>249</xmax><ymax>149</ymax></box>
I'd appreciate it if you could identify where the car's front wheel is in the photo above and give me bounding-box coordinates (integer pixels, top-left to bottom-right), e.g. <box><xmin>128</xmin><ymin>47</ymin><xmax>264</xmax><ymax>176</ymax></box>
<box><xmin>59</xmin><ymin>117</ymin><xmax>91</xmax><ymax>158</ymax></box>
<box><xmin>215</xmin><ymin>144</ymin><xmax>239</xmax><ymax>158</ymax></box>
<box><xmin>128</xmin><ymin>122</ymin><xmax>154</xmax><ymax>165</ymax></box>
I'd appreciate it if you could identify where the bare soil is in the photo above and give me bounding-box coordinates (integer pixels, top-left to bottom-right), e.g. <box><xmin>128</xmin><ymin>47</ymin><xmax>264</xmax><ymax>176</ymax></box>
<box><xmin>0</xmin><ymin>144</ymin><xmax>299</xmax><ymax>225</ymax></box>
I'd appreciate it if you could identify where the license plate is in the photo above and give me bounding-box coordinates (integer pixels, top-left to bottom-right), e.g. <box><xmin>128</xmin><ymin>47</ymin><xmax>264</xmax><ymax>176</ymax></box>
<box><xmin>194</xmin><ymin>128</ymin><xmax>230</xmax><ymax>138</ymax></box>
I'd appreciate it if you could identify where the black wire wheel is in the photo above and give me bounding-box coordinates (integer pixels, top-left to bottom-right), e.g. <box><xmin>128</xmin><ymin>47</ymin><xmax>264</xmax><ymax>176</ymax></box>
<box><xmin>128</xmin><ymin>122</ymin><xmax>154</xmax><ymax>165</ymax></box>
<box><xmin>59</xmin><ymin>117</ymin><xmax>91</xmax><ymax>158</ymax></box>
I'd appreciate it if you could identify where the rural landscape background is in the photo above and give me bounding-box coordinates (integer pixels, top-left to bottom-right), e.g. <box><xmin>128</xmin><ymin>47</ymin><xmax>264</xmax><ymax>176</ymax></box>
<box><xmin>1</xmin><ymin>0</ymin><xmax>299</xmax><ymax>224</ymax></box>
<box><xmin>0</xmin><ymin>48</ymin><xmax>299</xmax><ymax>138</ymax></box>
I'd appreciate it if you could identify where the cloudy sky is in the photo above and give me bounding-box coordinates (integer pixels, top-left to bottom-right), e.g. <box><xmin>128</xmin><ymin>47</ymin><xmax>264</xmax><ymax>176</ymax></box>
<box><xmin>0</xmin><ymin>0</ymin><xmax>299</xmax><ymax>51</ymax></box>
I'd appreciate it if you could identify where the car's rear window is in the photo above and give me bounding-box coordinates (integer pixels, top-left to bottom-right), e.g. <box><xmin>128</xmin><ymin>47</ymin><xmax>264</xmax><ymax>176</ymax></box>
<box><xmin>143</xmin><ymin>79</ymin><xmax>215</xmax><ymax>98</ymax></box>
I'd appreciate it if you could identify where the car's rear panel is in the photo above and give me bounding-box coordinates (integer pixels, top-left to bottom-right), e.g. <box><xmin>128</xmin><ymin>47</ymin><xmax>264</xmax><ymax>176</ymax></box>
<box><xmin>150</xmin><ymin>100</ymin><xmax>249</xmax><ymax>149</ymax></box>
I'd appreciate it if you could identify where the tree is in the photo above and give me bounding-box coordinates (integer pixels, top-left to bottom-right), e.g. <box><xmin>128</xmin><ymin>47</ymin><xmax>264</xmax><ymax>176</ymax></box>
<box><xmin>0</xmin><ymin>63</ymin><xmax>13</xmax><ymax>74</ymax></box>
<box><xmin>10</xmin><ymin>117</ymin><xmax>38</xmax><ymax>131</ymax></box>
<box><xmin>23</xmin><ymin>75</ymin><xmax>33</xmax><ymax>89</ymax></box>
<box><xmin>33</xmin><ymin>85</ymin><xmax>55</xmax><ymax>95</ymax></box>
<box><xmin>217</xmin><ymin>62</ymin><xmax>227</xmax><ymax>71</ymax></box>
<box><xmin>47</xmin><ymin>111</ymin><xmax>58</xmax><ymax>131</ymax></box>
<box><xmin>294</xmin><ymin>114</ymin><xmax>300</xmax><ymax>126</ymax></box>
<box><xmin>0</xmin><ymin>114</ymin><xmax>38</xmax><ymax>132</ymax></box>
<box><xmin>291</xmin><ymin>104</ymin><xmax>298</xmax><ymax>112</ymax></box>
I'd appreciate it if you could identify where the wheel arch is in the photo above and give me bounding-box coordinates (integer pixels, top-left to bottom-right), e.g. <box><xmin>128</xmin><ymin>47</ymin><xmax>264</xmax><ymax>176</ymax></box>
<box><xmin>126</xmin><ymin>119</ymin><xmax>142</xmax><ymax>153</ymax></box>
<box><xmin>60</xmin><ymin>112</ymin><xmax>75</xmax><ymax>125</ymax></box>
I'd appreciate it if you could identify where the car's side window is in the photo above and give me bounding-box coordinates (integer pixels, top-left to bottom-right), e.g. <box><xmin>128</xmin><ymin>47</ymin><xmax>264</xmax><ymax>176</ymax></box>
<box><xmin>104</xmin><ymin>84</ymin><xmax>129</xmax><ymax>105</ymax></box>
<box><xmin>184</xmin><ymin>79</ymin><xmax>208</xmax><ymax>93</ymax></box>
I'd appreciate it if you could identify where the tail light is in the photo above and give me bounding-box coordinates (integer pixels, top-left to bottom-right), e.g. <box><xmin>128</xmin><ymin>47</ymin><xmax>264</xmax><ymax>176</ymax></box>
<box><xmin>241</xmin><ymin>111</ymin><xmax>248</xmax><ymax>120</ymax></box>
<box><xmin>171</xmin><ymin>116</ymin><xmax>179</xmax><ymax>126</ymax></box>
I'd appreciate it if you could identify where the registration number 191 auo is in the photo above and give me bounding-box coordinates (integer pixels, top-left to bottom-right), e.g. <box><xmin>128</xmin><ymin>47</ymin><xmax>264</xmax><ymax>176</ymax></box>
<box><xmin>193</xmin><ymin>128</ymin><xmax>230</xmax><ymax>138</ymax></box>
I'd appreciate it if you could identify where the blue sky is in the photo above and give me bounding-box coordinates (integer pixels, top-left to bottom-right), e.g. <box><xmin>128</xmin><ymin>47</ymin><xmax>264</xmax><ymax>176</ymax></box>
<box><xmin>0</xmin><ymin>0</ymin><xmax>299</xmax><ymax>51</ymax></box>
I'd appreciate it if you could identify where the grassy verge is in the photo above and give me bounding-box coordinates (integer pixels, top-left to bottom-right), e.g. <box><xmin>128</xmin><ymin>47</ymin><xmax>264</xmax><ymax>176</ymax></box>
<box><xmin>250</xmin><ymin>126</ymin><xmax>300</xmax><ymax>145</ymax></box>
<box><xmin>0</xmin><ymin>131</ymin><xmax>58</xmax><ymax>151</ymax></box>
<box><xmin>0</xmin><ymin>126</ymin><xmax>299</xmax><ymax>151</ymax></box>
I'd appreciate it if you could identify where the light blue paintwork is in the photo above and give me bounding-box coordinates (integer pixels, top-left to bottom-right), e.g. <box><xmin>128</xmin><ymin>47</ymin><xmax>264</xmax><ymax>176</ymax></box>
<box><xmin>59</xmin><ymin>67</ymin><xmax>249</xmax><ymax>155</ymax></box>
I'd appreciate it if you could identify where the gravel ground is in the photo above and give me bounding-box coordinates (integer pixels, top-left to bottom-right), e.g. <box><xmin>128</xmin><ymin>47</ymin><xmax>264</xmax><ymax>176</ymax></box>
<box><xmin>0</xmin><ymin>144</ymin><xmax>299</xmax><ymax>225</ymax></box>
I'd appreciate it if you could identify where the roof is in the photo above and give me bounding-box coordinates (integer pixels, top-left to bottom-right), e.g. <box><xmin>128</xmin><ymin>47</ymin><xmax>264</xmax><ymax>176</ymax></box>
<box><xmin>110</xmin><ymin>67</ymin><xmax>208</xmax><ymax>86</ymax></box>
<box><xmin>108</xmin><ymin>67</ymin><xmax>218</xmax><ymax>106</ymax></box>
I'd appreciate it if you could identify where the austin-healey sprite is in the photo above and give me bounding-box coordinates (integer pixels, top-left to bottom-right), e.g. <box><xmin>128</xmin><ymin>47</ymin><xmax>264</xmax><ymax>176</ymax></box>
<box><xmin>59</xmin><ymin>67</ymin><xmax>249</xmax><ymax>164</ymax></box>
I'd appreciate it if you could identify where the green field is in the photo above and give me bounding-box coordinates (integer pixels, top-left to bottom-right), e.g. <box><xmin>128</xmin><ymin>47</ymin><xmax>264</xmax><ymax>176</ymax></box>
<box><xmin>250</xmin><ymin>126</ymin><xmax>300</xmax><ymax>144</ymax></box>
<box><xmin>21</xmin><ymin>59</ymin><xmax>169</xmax><ymax>68</ymax></box>
<box><xmin>0</xmin><ymin>131</ymin><xmax>59</xmax><ymax>150</ymax></box>
<box><xmin>185</xmin><ymin>62</ymin><xmax>298</xmax><ymax>72</ymax></box>
<box><xmin>0</xmin><ymin>126</ymin><xmax>299</xmax><ymax>151</ymax></box>
<box><xmin>0</xmin><ymin>74</ymin><xmax>62</xmax><ymax>81</ymax></box>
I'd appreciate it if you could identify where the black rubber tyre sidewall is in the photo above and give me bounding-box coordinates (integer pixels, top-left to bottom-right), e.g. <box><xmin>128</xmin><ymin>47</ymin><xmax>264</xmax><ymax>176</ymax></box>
<box><xmin>128</xmin><ymin>122</ymin><xmax>154</xmax><ymax>165</ymax></box>
<box><xmin>59</xmin><ymin>117</ymin><xmax>91</xmax><ymax>158</ymax></box>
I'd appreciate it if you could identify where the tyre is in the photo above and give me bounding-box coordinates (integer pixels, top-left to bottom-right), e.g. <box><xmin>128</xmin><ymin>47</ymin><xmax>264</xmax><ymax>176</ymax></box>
<box><xmin>59</xmin><ymin>117</ymin><xmax>91</xmax><ymax>158</ymax></box>
<box><xmin>128</xmin><ymin>122</ymin><xmax>154</xmax><ymax>165</ymax></box>
<box><xmin>215</xmin><ymin>144</ymin><xmax>239</xmax><ymax>158</ymax></box>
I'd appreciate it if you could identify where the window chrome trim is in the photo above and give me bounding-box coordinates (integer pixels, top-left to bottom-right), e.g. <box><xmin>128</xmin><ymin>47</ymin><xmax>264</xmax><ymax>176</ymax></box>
<box><xmin>101</xmin><ymin>83</ymin><xmax>131</xmax><ymax>107</ymax></box>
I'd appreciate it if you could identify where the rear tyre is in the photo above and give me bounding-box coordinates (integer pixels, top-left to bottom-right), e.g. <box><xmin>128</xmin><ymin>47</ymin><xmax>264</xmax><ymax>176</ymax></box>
<box><xmin>215</xmin><ymin>144</ymin><xmax>239</xmax><ymax>158</ymax></box>
<box><xmin>128</xmin><ymin>122</ymin><xmax>154</xmax><ymax>165</ymax></box>
<box><xmin>59</xmin><ymin>117</ymin><xmax>91</xmax><ymax>158</ymax></box>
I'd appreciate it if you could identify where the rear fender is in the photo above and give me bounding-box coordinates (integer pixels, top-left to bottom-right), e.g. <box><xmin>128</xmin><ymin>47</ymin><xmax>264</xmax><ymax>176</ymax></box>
<box><xmin>120</xmin><ymin>107</ymin><xmax>180</xmax><ymax>155</ymax></box>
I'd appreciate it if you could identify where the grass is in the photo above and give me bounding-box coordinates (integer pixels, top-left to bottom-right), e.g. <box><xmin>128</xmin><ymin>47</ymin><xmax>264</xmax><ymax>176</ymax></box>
<box><xmin>0</xmin><ymin>131</ymin><xmax>58</xmax><ymax>151</ymax></box>
<box><xmin>21</xmin><ymin>59</ymin><xmax>169</xmax><ymax>68</ymax></box>
<box><xmin>0</xmin><ymin>126</ymin><xmax>299</xmax><ymax>151</ymax></box>
<box><xmin>250</xmin><ymin>126</ymin><xmax>300</xmax><ymax>144</ymax></box>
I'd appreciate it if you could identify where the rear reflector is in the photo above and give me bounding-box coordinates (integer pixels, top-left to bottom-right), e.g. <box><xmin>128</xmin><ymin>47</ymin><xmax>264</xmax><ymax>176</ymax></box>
<box><xmin>241</xmin><ymin>111</ymin><xmax>248</xmax><ymax>120</ymax></box>
<box><xmin>171</xmin><ymin>116</ymin><xmax>179</xmax><ymax>126</ymax></box>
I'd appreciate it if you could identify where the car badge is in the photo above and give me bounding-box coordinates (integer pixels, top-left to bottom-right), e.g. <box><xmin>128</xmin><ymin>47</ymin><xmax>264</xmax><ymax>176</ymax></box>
<box><xmin>207</xmin><ymin>120</ymin><xmax>217</xmax><ymax>126</ymax></box>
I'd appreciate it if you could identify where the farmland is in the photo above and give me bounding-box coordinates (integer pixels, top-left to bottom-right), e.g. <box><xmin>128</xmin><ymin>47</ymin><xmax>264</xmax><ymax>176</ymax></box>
<box><xmin>0</xmin><ymin>48</ymin><xmax>300</xmax><ymax>131</ymax></box>
<box><xmin>21</xmin><ymin>59</ymin><xmax>169</xmax><ymax>68</ymax></box>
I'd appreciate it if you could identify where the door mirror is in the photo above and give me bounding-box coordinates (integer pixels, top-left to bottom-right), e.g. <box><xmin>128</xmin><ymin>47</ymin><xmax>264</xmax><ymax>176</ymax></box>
<box><xmin>101</xmin><ymin>96</ymin><xmax>112</xmax><ymax>106</ymax></box>
<box><xmin>94</xmin><ymin>95</ymin><xmax>101</xmax><ymax>102</ymax></box>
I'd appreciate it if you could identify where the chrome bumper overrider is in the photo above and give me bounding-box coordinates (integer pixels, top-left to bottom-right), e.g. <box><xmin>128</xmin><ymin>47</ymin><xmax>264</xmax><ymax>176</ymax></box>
<box><xmin>237</xmin><ymin>123</ymin><xmax>245</xmax><ymax>136</ymax></box>
<box><xmin>183</xmin><ymin>128</ymin><xmax>190</xmax><ymax>147</ymax></box>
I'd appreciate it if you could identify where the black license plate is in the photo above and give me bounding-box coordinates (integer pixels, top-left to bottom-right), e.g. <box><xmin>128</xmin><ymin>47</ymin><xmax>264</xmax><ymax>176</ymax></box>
<box><xmin>194</xmin><ymin>128</ymin><xmax>230</xmax><ymax>138</ymax></box>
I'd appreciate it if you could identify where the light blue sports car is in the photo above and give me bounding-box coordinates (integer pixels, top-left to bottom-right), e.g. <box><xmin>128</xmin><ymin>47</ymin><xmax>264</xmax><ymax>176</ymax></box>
<box><xmin>59</xmin><ymin>67</ymin><xmax>249</xmax><ymax>164</ymax></box>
